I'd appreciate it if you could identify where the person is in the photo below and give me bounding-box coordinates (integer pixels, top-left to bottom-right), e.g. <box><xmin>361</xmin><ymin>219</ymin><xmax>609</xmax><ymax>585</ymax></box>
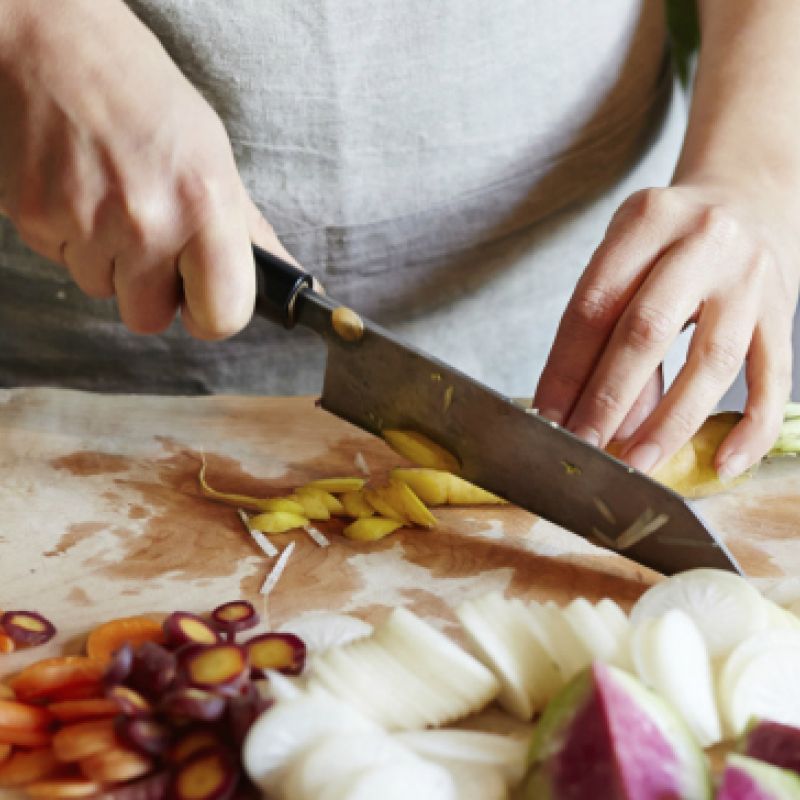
<box><xmin>0</xmin><ymin>0</ymin><xmax>798</xmax><ymax>483</ymax></box>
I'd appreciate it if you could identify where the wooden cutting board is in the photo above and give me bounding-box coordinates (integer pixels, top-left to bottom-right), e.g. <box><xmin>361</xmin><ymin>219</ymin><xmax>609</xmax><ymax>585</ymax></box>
<box><xmin>0</xmin><ymin>385</ymin><xmax>798</xmax><ymax>683</ymax></box>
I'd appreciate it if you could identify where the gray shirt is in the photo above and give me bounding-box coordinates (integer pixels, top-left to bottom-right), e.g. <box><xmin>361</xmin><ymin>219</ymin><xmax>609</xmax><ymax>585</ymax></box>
<box><xmin>0</xmin><ymin>0</ymin><xmax>683</xmax><ymax>395</ymax></box>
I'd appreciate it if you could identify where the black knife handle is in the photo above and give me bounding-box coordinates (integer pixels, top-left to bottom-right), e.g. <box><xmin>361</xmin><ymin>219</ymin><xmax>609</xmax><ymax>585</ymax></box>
<box><xmin>252</xmin><ymin>244</ymin><xmax>313</xmax><ymax>328</ymax></box>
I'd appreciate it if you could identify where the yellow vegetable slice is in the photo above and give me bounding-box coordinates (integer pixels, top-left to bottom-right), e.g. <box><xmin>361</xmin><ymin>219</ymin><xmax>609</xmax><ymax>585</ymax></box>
<box><xmin>248</xmin><ymin>511</ymin><xmax>309</xmax><ymax>534</ymax></box>
<box><xmin>609</xmin><ymin>412</ymin><xmax>751</xmax><ymax>499</ymax></box>
<box><xmin>295</xmin><ymin>486</ymin><xmax>345</xmax><ymax>515</ymax></box>
<box><xmin>391</xmin><ymin>468</ymin><xmax>507</xmax><ymax>506</ymax></box>
<box><xmin>287</xmin><ymin>492</ymin><xmax>331</xmax><ymax>521</ymax></box>
<box><xmin>382</xmin><ymin>430</ymin><xmax>460</xmax><ymax>473</ymax></box>
<box><xmin>304</xmin><ymin>477</ymin><xmax>366</xmax><ymax>494</ymax></box>
<box><xmin>198</xmin><ymin>460</ymin><xmax>303</xmax><ymax>513</ymax></box>
<box><xmin>363</xmin><ymin>487</ymin><xmax>405</xmax><ymax>523</ymax></box>
<box><xmin>343</xmin><ymin>518</ymin><xmax>404</xmax><ymax>542</ymax></box>
<box><xmin>340</xmin><ymin>491</ymin><xmax>375</xmax><ymax>519</ymax></box>
<box><xmin>386</xmin><ymin>479</ymin><xmax>437</xmax><ymax>529</ymax></box>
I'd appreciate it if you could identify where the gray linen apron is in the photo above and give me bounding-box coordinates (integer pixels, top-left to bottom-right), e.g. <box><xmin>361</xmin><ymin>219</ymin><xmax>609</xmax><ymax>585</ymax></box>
<box><xmin>0</xmin><ymin>0</ymin><xmax>685</xmax><ymax>396</ymax></box>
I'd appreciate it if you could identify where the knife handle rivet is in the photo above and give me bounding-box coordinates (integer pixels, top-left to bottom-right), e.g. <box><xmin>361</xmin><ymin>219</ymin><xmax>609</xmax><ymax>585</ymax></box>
<box><xmin>331</xmin><ymin>306</ymin><xmax>365</xmax><ymax>342</ymax></box>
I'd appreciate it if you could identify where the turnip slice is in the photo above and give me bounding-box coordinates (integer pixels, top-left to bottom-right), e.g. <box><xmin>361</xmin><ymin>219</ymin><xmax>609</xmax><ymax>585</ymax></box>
<box><xmin>630</xmin><ymin>568</ymin><xmax>769</xmax><ymax>659</ymax></box>
<box><xmin>717</xmin><ymin>754</ymin><xmax>800</xmax><ymax>800</ymax></box>
<box><xmin>444</xmin><ymin>763</ymin><xmax>507</xmax><ymax>800</ymax></box>
<box><xmin>242</xmin><ymin>689</ymin><xmax>380</xmax><ymax>795</ymax></box>
<box><xmin>765</xmin><ymin>599</ymin><xmax>800</xmax><ymax>631</ymax></box>
<box><xmin>395</xmin><ymin>729</ymin><xmax>527</xmax><ymax>787</ymax></box>
<box><xmin>629</xmin><ymin>609</ymin><xmax>721</xmax><ymax>747</ymax></box>
<box><xmin>456</xmin><ymin>594</ymin><xmax>560</xmax><ymax>720</ymax></box>
<box><xmin>562</xmin><ymin>598</ymin><xmax>619</xmax><ymax>665</ymax></box>
<box><xmin>373</xmin><ymin>608</ymin><xmax>499</xmax><ymax>723</ymax></box>
<box><xmin>716</xmin><ymin>629</ymin><xmax>800</xmax><ymax>736</ymax></box>
<box><xmin>277</xmin><ymin>612</ymin><xmax>373</xmax><ymax>654</ymax></box>
<box><xmin>524</xmin><ymin>602</ymin><xmax>591</xmax><ymax>680</ymax></box>
<box><xmin>594</xmin><ymin>598</ymin><xmax>633</xmax><ymax>669</ymax></box>
<box><xmin>722</xmin><ymin>643</ymin><xmax>800</xmax><ymax>736</ymax></box>
<box><xmin>283</xmin><ymin>731</ymin><xmax>417</xmax><ymax>800</ymax></box>
<box><xmin>791</xmin><ymin>599</ymin><xmax>800</xmax><ymax>619</ymax></box>
<box><xmin>318</xmin><ymin>759</ymin><xmax>457</xmax><ymax>800</ymax></box>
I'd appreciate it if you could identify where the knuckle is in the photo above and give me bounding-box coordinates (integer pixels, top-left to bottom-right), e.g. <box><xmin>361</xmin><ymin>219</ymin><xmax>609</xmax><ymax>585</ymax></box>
<box><xmin>697</xmin><ymin>204</ymin><xmax>739</xmax><ymax>243</ymax></box>
<box><xmin>661</xmin><ymin>406</ymin><xmax>699</xmax><ymax>442</ymax></box>
<box><xmin>566</xmin><ymin>286</ymin><xmax>622</xmax><ymax>334</ymax></box>
<box><xmin>622</xmin><ymin>303</ymin><xmax>674</xmax><ymax>351</ymax></box>
<box><xmin>624</xmin><ymin>187</ymin><xmax>673</xmax><ymax>222</ymax></box>
<box><xmin>696</xmin><ymin>336</ymin><xmax>742</xmax><ymax>379</ymax></box>
<box><xmin>590</xmin><ymin>384</ymin><xmax>625</xmax><ymax>417</ymax></box>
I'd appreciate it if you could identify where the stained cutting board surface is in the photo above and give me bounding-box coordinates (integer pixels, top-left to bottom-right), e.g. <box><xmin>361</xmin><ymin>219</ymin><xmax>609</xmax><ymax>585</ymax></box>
<box><xmin>0</xmin><ymin>386</ymin><xmax>797</xmax><ymax>681</ymax></box>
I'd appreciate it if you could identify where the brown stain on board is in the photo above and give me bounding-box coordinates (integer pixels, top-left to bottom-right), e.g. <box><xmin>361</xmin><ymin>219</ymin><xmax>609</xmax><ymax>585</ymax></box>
<box><xmin>50</xmin><ymin>432</ymin><xmax>653</xmax><ymax>623</ymax></box>
<box><xmin>44</xmin><ymin>522</ymin><xmax>106</xmax><ymax>557</ymax></box>
<box><xmin>52</xmin><ymin>452</ymin><xmax>131</xmax><ymax>477</ymax></box>
<box><xmin>65</xmin><ymin>586</ymin><xmax>92</xmax><ymax>607</ymax></box>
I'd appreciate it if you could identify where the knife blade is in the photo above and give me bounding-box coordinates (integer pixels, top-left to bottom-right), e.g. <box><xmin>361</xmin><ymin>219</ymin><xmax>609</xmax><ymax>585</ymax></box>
<box><xmin>253</xmin><ymin>246</ymin><xmax>741</xmax><ymax>576</ymax></box>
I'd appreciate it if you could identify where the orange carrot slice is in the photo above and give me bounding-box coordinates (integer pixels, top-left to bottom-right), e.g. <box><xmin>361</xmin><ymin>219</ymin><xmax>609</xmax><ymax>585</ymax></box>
<box><xmin>0</xmin><ymin>634</ymin><xmax>15</xmax><ymax>655</ymax></box>
<box><xmin>0</xmin><ymin>726</ymin><xmax>52</xmax><ymax>747</ymax></box>
<box><xmin>85</xmin><ymin>616</ymin><xmax>165</xmax><ymax>663</ymax></box>
<box><xmin>0</xmin><ymin>743</ymin><xmax>10</xmax><ymax>765</ymax></box>
<box><xmin>23</xmin><ymin>778</ymin><xmax>101</xmax><ymax>798</ymax></box>
<box><xmin>9</xmin><ymin>657</ymin><xmax>105</xmax><ymax>702</ymax></box>
<box><xmin>0</xmin><ymin>685</ymin><xmax>15</xmax><ymax>701</ymax></box>
<box><xmin>48</xmin><ymin>683</ymin><xmax>104</xmax><ymax>703</ymax></box>
<box><xmin>52</xmin><ymin>718</ymin><xmax>118</xmax><ymax>763</ymax></box>
<box><xmin>0</xmin><ymin>747</ymin><xmax>58</xmax><ymax>786</ymax></box>
<box><xmin>48</xmin><ymin>699</ymin><xmax>119</xmax><ymax>724</ymax></box>
<box><xmin>0</xmin><ymin>699</ymin><xmax>53</xmax><ymax>730</ymax></box>
<box><xmin>79</xmin><ymin>746</ymin><xmax>152</xmax><ymax>784</ymax></box>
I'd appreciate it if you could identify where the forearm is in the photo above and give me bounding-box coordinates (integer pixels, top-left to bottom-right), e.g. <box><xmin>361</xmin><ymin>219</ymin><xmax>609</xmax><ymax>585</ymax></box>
<box><xmin>674</xmin><ymin>0</ymin><xmax>800</xmax><ymax>211</ymax></box>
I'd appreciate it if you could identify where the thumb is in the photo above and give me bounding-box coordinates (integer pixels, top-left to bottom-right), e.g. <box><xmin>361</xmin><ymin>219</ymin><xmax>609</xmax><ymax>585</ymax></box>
<box><xmin>178</xmin><ymin>202</ymin><xmax>256</xmax><ymax>341</ymax></box>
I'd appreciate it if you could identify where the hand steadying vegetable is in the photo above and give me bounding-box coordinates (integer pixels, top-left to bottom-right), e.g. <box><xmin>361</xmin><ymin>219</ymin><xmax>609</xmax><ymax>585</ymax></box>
<box><xmin>534</xmin><ymin>0</ymin><xmax>800</xmax><ymax>480</ymax></box>
<box><xmin>0</xmin><ymin>0</ymin><xmax>292</xmax><ymax>339</ymax></box>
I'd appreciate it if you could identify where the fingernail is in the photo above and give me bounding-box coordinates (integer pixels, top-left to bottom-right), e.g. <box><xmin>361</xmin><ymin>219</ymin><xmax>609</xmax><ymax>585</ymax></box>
<box><xmin>572</xmin><ymin>426</ymin><xmax>601</xmax><ymax>448</ymax></box>
<box><xmin>626</xmin><ymin>442</ymin><xmax>661</xmax><ymax>474</ymax></box>
<box><xmin>718</xmin><ymin>453</ymin><xmax>747</xmax><ymax>481</ymax></box>
<box><xmin>541</xmin><ymin>407</ymin><xmax>565</xmax><ymax>425</ymax></box>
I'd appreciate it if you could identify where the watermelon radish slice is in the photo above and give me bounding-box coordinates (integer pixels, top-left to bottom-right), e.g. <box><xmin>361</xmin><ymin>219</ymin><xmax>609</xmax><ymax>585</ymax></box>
<box><xmin>524</xmin><ymin>662</ymin><xmax>710</xmax><ymax>800</ymax></box>
<box><xmin>743</xmin><ymin>720</ymin><xmax>800</xmax><ymax>776</ymax></box>
<box><xmin>718</xmin><ymin>754</ymin><xmax>800</xmax><ymax>799</ymax></box>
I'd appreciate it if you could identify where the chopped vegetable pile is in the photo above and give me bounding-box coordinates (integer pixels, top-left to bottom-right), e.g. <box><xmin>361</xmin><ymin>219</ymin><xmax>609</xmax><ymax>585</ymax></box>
<box><xmin>0</xmin><ymin>601</ymin><xmax>305</xmax><ymax>799</ymax></box>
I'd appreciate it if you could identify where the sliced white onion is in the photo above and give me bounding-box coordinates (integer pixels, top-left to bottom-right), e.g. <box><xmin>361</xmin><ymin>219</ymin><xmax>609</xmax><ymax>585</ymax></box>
<box><xmin>278</xmin><ymin>612</ymin><xmax>373</xmax><ymax>654</ymax></box>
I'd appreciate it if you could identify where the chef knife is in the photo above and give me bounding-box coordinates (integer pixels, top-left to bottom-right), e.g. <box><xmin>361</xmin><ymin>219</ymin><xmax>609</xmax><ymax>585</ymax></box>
<box><xmin>252</xmin><ymin>245</ymin><xmax>741</xmax><ymax>576</ymax></box>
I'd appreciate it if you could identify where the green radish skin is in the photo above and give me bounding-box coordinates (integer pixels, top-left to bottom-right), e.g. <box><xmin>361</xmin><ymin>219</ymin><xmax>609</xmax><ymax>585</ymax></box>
<box><xmin>717</xmin><ymin>754</ymin><xmax>800</xmax><ymax>800</ymax></box>
<box><xmin>525</xmin><ymin>662</ymin><xmax>711</xmax><ymax>800</ymax></box>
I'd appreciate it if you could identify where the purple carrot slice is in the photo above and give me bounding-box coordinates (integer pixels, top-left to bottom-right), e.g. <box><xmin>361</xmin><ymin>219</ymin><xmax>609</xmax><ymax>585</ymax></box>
<box><xmin>246</xmin><ymin>633</ymin><xmax>306</xmax><ymax>677</ymax></box>
<box><xmin>164</xmin><ymin>613</ymin><xmax>220</xmax><ymax>650</ymax></box>
<box><xmin>1</xmin><ymin>610</ymin><xmax>56</xmax><ymax>647</ymax></box>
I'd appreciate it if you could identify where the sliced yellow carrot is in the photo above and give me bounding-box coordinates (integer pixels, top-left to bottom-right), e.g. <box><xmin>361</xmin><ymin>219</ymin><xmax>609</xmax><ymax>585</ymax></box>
<box><xmin>382</xmin><ymin>429</ymin><xmax>460</xmax><ymax>473</ymax></box>
<box><xmin>343</xmin><ymin>518</ymin><xmax>404</xmax><ymax>542</ymax></box>
<box><xmin>339</xmin><ymin>490</ymin><xmax>375</xmax><ymax>519</ymax></box>
<box><xmin>304</xmin><ymin>477</ymin><xmax>366</xmax><ymax>493</ymax></box>
<box><xmin>391</xmin><ymin>468</ymin><xmax>507</xmax><ymax>506</ymax></box>
<box><xmin>362</xmin><ymin>487</ymin><xmax>405</xmax><ymax>523</ymax></box>
<box><xmin>248</xmin><ymin>511</ymin><xmax>309</xmax><ymax>534</ymax></box>
<box><xmin>287</xmin><ymin>492</ymin><xmax>330</xmax><ymax>521</ymax></box>
<box><xmin>198</xmin><ymin>459</ymin><xmax>302</xmax><ymax>513</ymax></box>
<box><xmin>23</xmin><ymin>778</ymin><xmax>102</xmax><ymax>798</ymax></box>
<box><xmin>295</xmin><ymin>486</ymin><xmax>344</xmax><ymax>515</ymax></box>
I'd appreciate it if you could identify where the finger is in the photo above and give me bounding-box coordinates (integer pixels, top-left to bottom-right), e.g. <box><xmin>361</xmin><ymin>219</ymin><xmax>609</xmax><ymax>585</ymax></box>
<box><xmin>565</xmin><ymin>230</ymin><xmax>723</xmax><ymax>449</ymax></box>
<box><xmin>613</xmin><ymin>367</ymin><xmax>663</xmax><ymax>442</ymax></box>
<box><xmin>178</xmin><ymin>202</ymin><xmax>255</xmax><ymax>340</ymax></box>
<box><xmin>114</xmin><ymin>255</ymin><xmax>181</xmax><ymax>335</ymax></box>
<box><xmin>242</xmin><ymin>190</ymin><xmax>298</xmax><ymax>265</ymax></box>
<box><xmin>714</xmin><ymin>317</ymin><xmax>792</xmax><ymax>477</ymax></box>
<box><xmin>533</xmin><ymin>188</ymin><xmax>688</xmax><ymax>425</ymax></box>
<box><xmin>60</xmin><ymin>240</ymin><xmax>115</xmax><ymax>298</ymax></box>
<box><xmin>617</xmin><ymin>297</ymin><xmax>754</xmax><ymax>473</ymax></box>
